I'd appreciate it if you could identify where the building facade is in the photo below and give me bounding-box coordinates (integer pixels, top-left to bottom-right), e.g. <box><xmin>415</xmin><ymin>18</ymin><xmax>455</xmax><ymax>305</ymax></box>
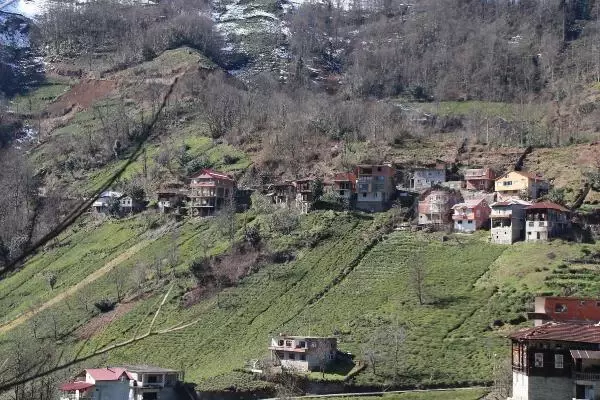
<box><xmin>188</xmin><ymin>169</ymin><xmax>236</xmax><ymax>217</ymax></box>
<box><xmin>157</xmin><ymin>183</ymin><xmax>188</xmax><ymax>214</ymax></box>
<box><xmin>410</xmin><ymin>167</ymin><xmax>447</xmax><ymax>191</ymax></box>
<box><xmin>269</xmin><ymin>335</ymin><xmax>338</xmax><ymax>372</ymax></box>
<box><xmin>490</xmin><ymin>199</ymin><xmax>531</xmax><ymax>244</ymax></box>
<box><xmin>509</xmin><ymin>323</ymin><xmax>600</xmax><ymax>400</ymax></box>
<box><xmin>464</xmin><ymin>168</ymin><xmax>496</xmax><ymax>191</ymax></box>
<box><xmin>294</xmin><ymin>178</ymin><xmax>315</xmax><ymax>214</ymax></box>
<box><xmin>418</xmin><ymin>189</ymin><xmax>462</xmax><ymax>226</ymax></box>
<box><xmin>59</xmin><ymin>366</ymin><xmax>182</xmax><ymax>400</ymax></box>
<box><xmin>332</xmin><ymin>172</ymin><xmax>356</xmax><ymax>205</ymax></box>
<box><xmin>355</xmin><ymin>164</ymin><xmax>396</xmax><ymax>212</ymax></box>
<box><xmin>525</xmin><ymin>202</ymin><xmax>570</xmax><ymax>242</ymax></box>
<box><xmin>267</xmin><ymin>182</ymin><xmax>296</xmax><ymax>208</ymax></box>
<box><xmin>528</xmin><ymin>296</ymin><xmax>600</xmax><ymax>327</ymax></box>
<box><xmin>495</xmin><ymin>171</ymin><xmax>550</xmax><ymax>201</ymax></box>
<box><xmin>451</xmin><ymin>198</ymin><xmax>491</xmax><ymax>233</ymax></box>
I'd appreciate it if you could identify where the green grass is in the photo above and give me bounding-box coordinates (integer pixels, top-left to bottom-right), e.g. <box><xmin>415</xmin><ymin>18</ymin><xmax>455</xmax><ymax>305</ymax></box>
<box><xmin>0</xmin><ymin>209</ymin><xmax>599</xmax><ymax>392</ymax></box>
<box><xmin>324</xmin><ymin>388</ymin><xmax>487</xmax><ymax>400</ymax></box>
<box><xmin>10</xmin><ymin>80</ymin><xmax>72</xmax><ymax>114</ymax></box>
<box><xmin>408</xmin><ymin>100</ymin><xmax>545</xmax><ymax>121</ymax></box>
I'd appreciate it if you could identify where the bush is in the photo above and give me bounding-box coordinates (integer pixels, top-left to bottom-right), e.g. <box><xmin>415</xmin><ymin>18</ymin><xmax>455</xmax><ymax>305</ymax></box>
<box><xmin>270</xmin><ymin>209</ymin><xmax>300</xmax><ymax>234</ymax></box>
<box><xmin>94</xmin><ymin>299</ymin><xmax>116</xmax><ymax>313</ymax></box>
<box><xmin>189</xmin><ymin>257</ymin><xmax>214</xmax><ymax>285</ymax></box>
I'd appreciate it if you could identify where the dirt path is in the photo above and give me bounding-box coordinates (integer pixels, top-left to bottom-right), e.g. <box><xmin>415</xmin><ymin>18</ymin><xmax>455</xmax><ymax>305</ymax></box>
<box><xmin>0</xmin><ymin>236</ymin><xmax>157</xmax><ymax>335</ymax></box>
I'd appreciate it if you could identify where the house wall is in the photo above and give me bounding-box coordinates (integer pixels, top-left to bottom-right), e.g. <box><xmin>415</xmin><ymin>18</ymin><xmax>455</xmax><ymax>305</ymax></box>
<box><xmin>412</xmin><ymin>169</ymin><xmax>446</xmax><ymax>190</ymax></box>
<box><xmin>509</xmin><ymin>372</ymin><xmax>573</xmax><ymax>400</ymax></box>
<box><xmin>454</xmin><ymin>219</ymin><xmax>476</xmax><ymax>233</ymax></box>
<box><xmin>91</xmin><ymin>381</ymin><xmax>130</xmax><ymax>400</ymax></box>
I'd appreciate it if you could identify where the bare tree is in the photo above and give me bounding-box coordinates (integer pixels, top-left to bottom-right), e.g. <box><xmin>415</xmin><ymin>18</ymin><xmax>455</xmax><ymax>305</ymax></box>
<box><xmin>411</xmin><ymin>261</ymin><xmax>428</xmax><ymax>306</ymax></box>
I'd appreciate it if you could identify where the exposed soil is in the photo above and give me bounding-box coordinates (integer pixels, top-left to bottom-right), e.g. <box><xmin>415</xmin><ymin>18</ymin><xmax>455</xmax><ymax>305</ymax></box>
<box><xmin>75</xmin><ymin>301</ymin><xmax>137</xmax><ymax>340</ymax></box>
<box><xmin>45</xmin><ymin>79</ymin><xmax>117</xmax><ymax>117</ymax></box>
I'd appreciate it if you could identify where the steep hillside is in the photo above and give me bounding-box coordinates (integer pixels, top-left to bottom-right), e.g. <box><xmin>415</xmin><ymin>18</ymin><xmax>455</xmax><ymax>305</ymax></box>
<box><xmin>0</xmin><ymin>205</ymin><xmax>597</xmax><ymax>391</ymax></box>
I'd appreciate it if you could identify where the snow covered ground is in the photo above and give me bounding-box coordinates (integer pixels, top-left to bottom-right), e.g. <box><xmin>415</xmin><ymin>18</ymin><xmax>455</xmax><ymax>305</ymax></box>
<box><xmin>0</xmin><ymin>0</ymin><xmax>48</xmax><ymax>19</ymax></box>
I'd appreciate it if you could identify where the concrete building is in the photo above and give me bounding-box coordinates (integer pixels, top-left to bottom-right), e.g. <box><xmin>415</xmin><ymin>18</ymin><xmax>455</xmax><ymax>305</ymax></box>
<box><xmin>59</xmin><ymin>366</ymin><xmax>182</xmax><ymax>400</ymax></box>
<box><xmin>525</xmin><ymin>201</ymin><xmax>571</xmax><ymax>242</ymax></box>
<box><xmin>409</xmin><ymin>167</ymin><xmax>446</xmax><ymax>191</ymax></box>
<box><xmin>188</xmin><ymin>169</ymin><xmax>236</xmax><ymax>217</ymax></box>
<box><xmin>418</xmin><ymin>189</ymin><xmax>462</xmax><ymax>226</ymax></box>
<box><xmin>332</xmin><ymin>172</ymin><xmax>356</xmax><ymax>205</ymax></box>
<box><xmin>495</xmin><ymin>171</ymin><xmax>550</xmax><ymax>201</ymax></box>
<box><xmin>464</xmin><ymin>168</ymin><xmax>496</xmax><ymax>191</ymax></box>
<box><xmin>451</xmin><ymin>198</ymin><xmax>491</xmax><ymax>233</ymax></box>
<box><xmin>355</xmin><ymin>164</ymin><xmax>396</xmax><ymax>212</ymax></box>
<box><xmin>528</xmin><ymin>296</ymin><xmax>600</xmax><ymax>327</ymax></box>
<box><xmin>156</xmin><ymin>182</ymin><xmax>188</xmax><ymax>214</ymax></box>
<box><xmin>490</xmin><ymin>199</ymin><xmax>531</xmax><ymax>244</ymax></box>
<box><xmin>269</xmin><ymin>335</ymin><xmax>337</xmax><ymax>372</ymax></box>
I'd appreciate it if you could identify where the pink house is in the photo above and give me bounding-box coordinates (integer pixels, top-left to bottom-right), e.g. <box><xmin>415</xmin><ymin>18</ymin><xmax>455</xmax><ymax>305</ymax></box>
<box><xmin>451</xmin><ymin>198</ymin><xmax>491</xmax><ymax>233</ymax></box>
<box><xmin>464</xmin><ymin>168</ymin><xmax>496</xmax><ymax>191</ymax></box>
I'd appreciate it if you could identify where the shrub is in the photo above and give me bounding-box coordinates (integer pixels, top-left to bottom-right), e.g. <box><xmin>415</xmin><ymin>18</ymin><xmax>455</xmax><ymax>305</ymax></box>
<box><xmin>189</xmin><ymin>257</ymin><xmax>214</xmax><ymax>285</ymax></box>
<box><xmin>94</xmin><ymin>299</ymin><xmax>116</xmax><ymax>313</ymax></box>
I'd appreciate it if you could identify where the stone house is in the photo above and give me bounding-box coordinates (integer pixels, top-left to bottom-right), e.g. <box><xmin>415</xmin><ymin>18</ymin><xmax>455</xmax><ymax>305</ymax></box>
<box><xmin>269</xmin><ymin>335</ymin><xmax>337</xmax><ymax>372</ymax></box>
<box><xmin>464</xmin><ymin>167</ymin><xmax>496</xmax><ymax>191</ymax></box>
<box><xmin>525</xmin><ymin>201</ymin><xmax>571</xmax><ymax>242</ymax></box>
<box><xmin>451</xmin><ymin>198</ymin><xmax>491</xmax><ymax>233</ymax></box>
<box><xmin>417</xmin><ymin>189</ymin><xmax>462</xmax><ymax>226</ymax></box>
<box><xmin>509</xmin><ymin>323</ymin><xmax>600</xmax><ymax>400</ymax></box>
<box><xmin>294</xmin><ymin>178</ymin><xmax>315</xmax><ymax>214</ymax></box>
<box><xmin>156</xmin><ymin>182</ymin><xmax>188</xmax><ymax>214</ymax></box>
<box><xmin>355</xmin><ymin>164</ymin><xmax>396</xmax><ymax>212</ymax></box>
<box><xmin>495</xmin><ymin>171</ymin><xmax>550</xmax><ymax>201</ymax></box>
<box><xmin>188</xmin><ymin>169</ymin><xmax>236</xmax><ymax>217</ymax></box>
<box><xmin>267</xmin><ymin>182</ymin><xmax>296</xmax><ymax>208</ymax></box>
<box><xmin>59</xmin><ymin>366</ymin><xmax>182</xmax><ymax>400</ymax></box>
<box><xmin>409</xmin><ymin>167</ymin><xmax>447</xmax><ymax>191</ymax></box>
<box><xmin>490</xmin><ymin>199</ymin><xmax>532</xmax><ymax>244</ymax></box>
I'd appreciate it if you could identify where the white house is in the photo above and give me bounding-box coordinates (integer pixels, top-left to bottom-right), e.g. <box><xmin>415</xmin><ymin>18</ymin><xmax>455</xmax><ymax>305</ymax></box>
<box><xmin>59</xmin><ymin>366</ymin><xmax>182</xmax><ymax>400</ymax></box>
<box><xmin>269</xmin><ymin>335</ymin><xmax>338</xmax><ymax>372</ymax></box>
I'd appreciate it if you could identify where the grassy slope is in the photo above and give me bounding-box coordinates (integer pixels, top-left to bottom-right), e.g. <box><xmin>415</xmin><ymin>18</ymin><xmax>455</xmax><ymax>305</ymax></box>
<box><xmin>326</xmin><ymin>388</ymin><xmax>488</xmax><ymax>400</ymax></box>
<box><xmin>1</xmin><ymin>205</ymin><xmax>597</xmax><ymax>390</ymax></box>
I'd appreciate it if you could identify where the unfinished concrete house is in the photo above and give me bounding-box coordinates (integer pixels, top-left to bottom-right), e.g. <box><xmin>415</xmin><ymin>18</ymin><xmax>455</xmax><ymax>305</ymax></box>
<box><xmin>525</xmin><ymin>202</ymin><xmax>571</xmax><ymax>242</ymax></box>
<box><xmin>355</xmin><ymin>164</ymin><xmax>396</xmax><ymax>212</ymax></box>
<box><xmin>269</xmin><ymin>335</ymin><xmax>337</xmax><ymax>373</ymax></box>
<box><xmin>490</xmin><ymin>199</ymin><xmax>531</xmax><ymax>244</ymax></box>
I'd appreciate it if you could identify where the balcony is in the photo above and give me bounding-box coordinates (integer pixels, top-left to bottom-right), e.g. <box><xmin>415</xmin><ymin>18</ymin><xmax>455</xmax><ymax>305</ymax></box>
<box><xmin>574</xmin><ymin>372</ymin><xmax>600</xmax><ymax>381</ymax></box>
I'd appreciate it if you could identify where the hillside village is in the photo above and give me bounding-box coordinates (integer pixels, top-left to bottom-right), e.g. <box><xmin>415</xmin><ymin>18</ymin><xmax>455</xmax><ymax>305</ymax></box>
<box><xmin>6</xmin><ymin>0</ymin><xmax>600</xmax><ymax>399</ymax></box>
<box><xmin>98</xmin><ymin>163</ymin><xmax>580</xmax><ymax>246</ymax></box>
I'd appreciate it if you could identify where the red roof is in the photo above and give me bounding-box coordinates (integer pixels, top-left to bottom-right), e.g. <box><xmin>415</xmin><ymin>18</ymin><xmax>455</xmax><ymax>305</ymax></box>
<box><xmin>190</xmin><ymin>169</ymin><xmax>234</xmax><ymax>181</ymax></box>
<box><xmin>333</xmin><ymin>172</ymin><xmax>356</xmax><ymax>182</ymax></box>
<box><xmin>60</xmin><ymin>382</ymin><xmax>94</xmax><ymax>392</ymax></box>
<box><xmin>509</xmin><ymin>323</ymin><xmax>600</xmax><ymax>343</ymax></box>
<box><xmin>527</xmin><ymin>201</ymin><xmax>569</xmax><ymax>213</ymax></box>
<box><xmin>86</xmin><ymin>367</ymin><xmax>132</xmax><ymax>381</ymax></box>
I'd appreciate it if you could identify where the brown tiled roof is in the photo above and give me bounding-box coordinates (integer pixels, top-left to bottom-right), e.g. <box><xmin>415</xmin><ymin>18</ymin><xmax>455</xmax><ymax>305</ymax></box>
<box><xmin>333</xmin><ymin>172</ymin><xmax>356</xmax><ymax>182</ymax></box>
<box><xmin>509</xmin><ymin>323</ymin><xmax>600</xmax><ymax>343</ymax></box>
<box><xmin>527</xmin><ymin>201</ymin><xmax>569</xmax><ymax>212</ymax></box>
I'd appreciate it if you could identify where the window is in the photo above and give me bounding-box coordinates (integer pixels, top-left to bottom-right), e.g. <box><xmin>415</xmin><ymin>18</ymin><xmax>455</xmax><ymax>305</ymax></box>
<box><xmin>299</xmin><ymin>341</ymin><xmax>306</xmax><ymax>348</ymax></box>
<box><xmin>534</xmin><ymin>353</ymin><xmax>544</xmax><ymax>367</ymax></box>
<box><xmin>503</xmin><ymin>181</ymin><xmax>512</xmax><ymax>186</ymax></box>
<box><xmin>363</xmin><ymin>193</ymin><xmax>367</xmax><ymax>198</ymax></box>
<box><xmin>467</xmin><ymin>220</ymin><xmax>473</xmax><ymax>224</ymax></box>
<box><xmin>285</xmin><ymin>340</ymin><xmax>292</xmax><ymax>347</ymax></box>
<box><xmin>555</xmin><ymin>304</ymin><xmax>567</xmax><ymax>313</ymax></box>
<box><xmin>458</xmin><ymin>220</ymin><xmax>463</xmax><ymax>225</ymax></box>
<box><xmin>278</xmin><ymin>340</ymin><xmax>284</xmax><ymax>346</ymax></box>
<box><xmin>555</xmin><ymin>354</ymin><xmax>564</xmax><ymax>369</ymax></box>
<box><xmin>300</xmin><ymin>354</ymin><xmax>306</xmax><ymax>361</ymax></box>
<box><xmin>377</xmin><ymin>167</ymin><xmax>382</xmax><ymax>172</ymax></box>
<box><xmin>288</xmin><ymin>353</ymin><xmax>295</xmax><ymax>360</ymax></box>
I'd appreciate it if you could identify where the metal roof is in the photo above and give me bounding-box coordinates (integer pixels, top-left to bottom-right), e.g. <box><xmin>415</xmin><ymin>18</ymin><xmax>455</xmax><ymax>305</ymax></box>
<box><xmin>526</xmin><ymin>201</ymin><xmax>569</xmax><ymax>212</ymax></box>
<box><xmin>509</xmin><ymin>323</ymin><xmax>600</xmax><ymax>344</ymax></box>
<box><xmin>59</xmin><ymin>382</ymin><xmax>94</xmax><ymax>392</ymax></box>
<box><xmin>570</xmin><ymin>350</ymin><xmax>600</xmax><ymax>360</ymax></box>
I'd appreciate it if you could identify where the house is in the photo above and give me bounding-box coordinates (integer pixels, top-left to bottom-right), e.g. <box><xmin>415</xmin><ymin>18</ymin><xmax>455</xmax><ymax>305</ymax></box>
<box><xmin>119</xmin><ymin>195</ymin><xmax>144</xmax><ymax>215</ymax></box>
<box><xmin>509</xmin><ymin>323</ymin><xmax>600</xmax><ymax>400</ymax></box>
<box><xmin>528</xmin><ymin>296</ymin><xmax>600</xmax><ymax>327</ymax></box>
<box><xmin>332</xmin><ymin>172</ymin><xmax>356</xmax><ymax>205</ymax></box>
<box><xmin>267</xmin><ymin>182</ymin><xmax>296</xmax><ymax>208</ymax></box>
<box><xmin>464</xmin><ymin>168</ymin><xmax>496</xmax><ymax>191</ymax></box>
<box><xmin>92</xmin><ymin>191</ymin><xmax>123</xmax><ymax>214</ymax></box>
<box><xmin>269</xmin><ymin>335</ymin><xmax>337</xmax><ymax>372</ymax></box>
<box><xmin>409</xmin><ymin>167</ymin><xmax>446</xmax><ymax>191</ymax></box>
<box><xmin>490</xmin><ymin>199</ymin><xmax>531</xmax><ymax>244</ymax></box>
<box><xmin>355</xmin><ymin>164</ymin><xmax>396</xmax><ymax>212</ymax></box>
<box><xmin>59</xmin><ymin>366</ymin><xmax>182</xmax><ymax>400</ymax></box>
<box><xmin>156</xmin><ymin>182</ymin><xmax>188</xmax><ymax>214</ymax></box>
<box><xmin>188</xmin><ymin>169</ymin><xmax>236</xmax><ymax>217</ymax></box>
<box><xmin>417</xmin><ymin>189</ymin><xmax>462</xmax><ymax>226</ymax></box>
<box><xmin>525</xmin><ymin>201</ymin><xmax>571</xmax><ymax>242</ymax></box>
<box><xmin>495</xmin><ymin>171</ymin><xmax>550</xmax><ymax>201</ymax></box>
<box><xmin>451</xmin><ymin>198</ymin><xmax>491</xmax><ymax>233</ymax></box>
<box><xmin>294</xmin><ymin>178</ymin><xmax>315</xmax><ymax>214</ymax></box>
